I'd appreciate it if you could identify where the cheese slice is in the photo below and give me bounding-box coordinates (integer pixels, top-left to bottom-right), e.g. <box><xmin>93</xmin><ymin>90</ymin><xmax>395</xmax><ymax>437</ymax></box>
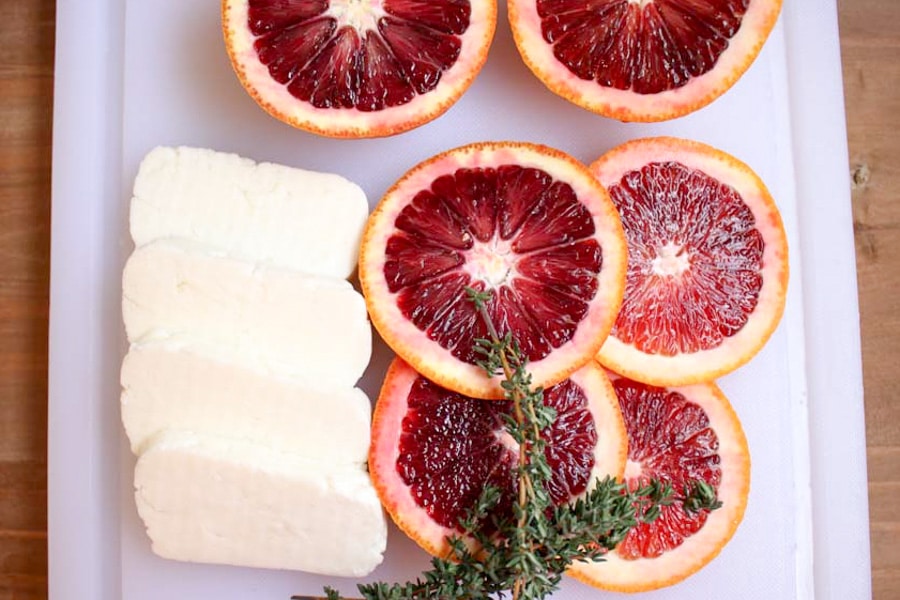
<box><xmin>121</xmin><ymin>338</ymin><xmax>371</xmax><ymax>461</ymax></box>
<box><xmin>134</xmin><ymin>430</ymin><xmax>387</xmax><ymax>576</ymax></box>
<box><xmin>130</xmin><ymin>146</ymin><xmax>368</xmax><ymax>279</ymax></box>
<box><xmin>122</xmin><ymin>239</ymin><xmax>371</xmax><ymax>387</ymax></box>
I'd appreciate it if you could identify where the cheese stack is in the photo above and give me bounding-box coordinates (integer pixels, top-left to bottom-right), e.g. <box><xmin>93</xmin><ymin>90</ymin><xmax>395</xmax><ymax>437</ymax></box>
<box><xmin>120</xmin><ymin>147</ymin><xmax>385</xmax><ymax>577</ymax></box>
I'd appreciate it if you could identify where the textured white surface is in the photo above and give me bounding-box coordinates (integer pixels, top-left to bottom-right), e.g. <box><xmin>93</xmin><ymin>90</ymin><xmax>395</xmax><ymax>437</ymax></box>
<box><xmin>122</xmin><ymin>239</ymin><xmax>372</xmax><ymax>388</ymax></box>
<box><xmin>48</xmin><ymin>0</ymin><xmax>870</xmax><ymax>598</ymax></box>
<box><xmin>121</xmin><ymin>339</ymin><xmax>372</xmax><ymax>461</ymax></box>
<box><xmin>131</xmin><ymin>146</ymin><xmax>369</xmax><ymax>279</ymax></box>
<box><xmin>134</xmin><ymin>430</ymin><xmax>386</xmax><ymax>577</ymax></box>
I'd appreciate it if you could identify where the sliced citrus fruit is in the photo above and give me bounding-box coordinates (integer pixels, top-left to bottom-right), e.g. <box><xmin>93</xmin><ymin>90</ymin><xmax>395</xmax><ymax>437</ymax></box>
<box><xmin>222</xmin><ymin>0</ymin><xmax>497</xmax><ymax>138</ymax></box>
<box><xmin>591</xmin><ymin>137</ymin><xmax>788</xmax><ymax>387</ymax></box>
<box><xmin>569</xmin><ymin>371</ymin><xmax>750</xmax><ymax>592</ymax></box>
<box><xmin>508</xmin><ymin>0</ymin><xmax>783</xmax><ymax>122</ymax></box>
<box><xmin>359</xmin><ymin>141</ymin><xmax>627</xmax><ymax>400</ymax></box>
<box><xmin>370</xmin><ymin>358</ymin><xmax>628</xmax><ymax>557</ymax></box>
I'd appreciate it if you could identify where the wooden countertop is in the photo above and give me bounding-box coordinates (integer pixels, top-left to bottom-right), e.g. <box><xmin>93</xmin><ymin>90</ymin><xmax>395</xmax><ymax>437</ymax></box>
<box><xmin>0</xmin><ymin>1</ymin><xmax>895</xmax><ymax>597</ymax></box>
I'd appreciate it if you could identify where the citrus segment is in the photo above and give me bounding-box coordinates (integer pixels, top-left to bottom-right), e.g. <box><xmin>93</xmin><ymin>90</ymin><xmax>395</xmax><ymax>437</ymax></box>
<box><xmin>223</xmin><ymin>0</ymin><xmax>497</xmax><ymax>137</ymax></box>
<box><xmin>360</xmin><ymin>142</ymin><xmax>627</xmax><ymax>399</ymax></box>
<box><xmin>369</xmin><ymin>358</ymin><xmax>628</xmax><ymax>557</ymax></box>
<box><xmin>592</xmin><ymin>137</ymin><xmax>788</xmax><ymax>387</ymax></box>
<box><xmin>508</xmin><ymin>0</ymin><xmax>783</xmax><ymax>121</ymax></box>
<box><xmin>568</xmin><ymin>372</ymin><xmax>750</xmax><ymax>592</ymax></box>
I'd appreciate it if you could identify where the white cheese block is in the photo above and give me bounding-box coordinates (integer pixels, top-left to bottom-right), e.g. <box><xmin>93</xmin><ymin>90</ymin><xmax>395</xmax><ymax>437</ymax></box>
<box><xmin>121</xmin><ymin>338</ymin><xmax>372</xmax><ymax>461</ymax></box>
<box><xmin>131</xmin><ymin>146</ymin><xmax>368</xmax><ymax>279</ymax></box>
<box><xmin>134</xmin><ymin>430</ymin><xmax>387</xmax><ymax>576</ymax></box>
<box><xmin>122</xmin><ymin>239</ymin><xmax>371</xmax><ymax>388</ymax></box>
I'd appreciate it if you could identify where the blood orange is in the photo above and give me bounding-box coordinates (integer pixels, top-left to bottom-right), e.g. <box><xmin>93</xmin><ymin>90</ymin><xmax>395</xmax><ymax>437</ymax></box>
<box><xmin>569</xmin><ymin>371</ymin><xmax>750</xmax><ymax>592</ymax></box>
<box><xmin>359</xmin><ymin>142</ymin><xmax>627</xmax><ymax>400</ymax></box>
<box><xmin>508</xmin><ymin>0</ymin><xmax>783</xmax><ymax>122</ymax></box>
<box><xmin>223</xmin><ymin>0</ymin><xmax>496</xmax><ymax>138</ymax></box>
<box><xmin>591</xmin><ymin>137</ymin><xmax>788</xmax><ymax>387</ymax></box>
<box><xmin>369</xmin><ymin>358</ymin><xmax>627</xmax><ymax>557</ymax></box>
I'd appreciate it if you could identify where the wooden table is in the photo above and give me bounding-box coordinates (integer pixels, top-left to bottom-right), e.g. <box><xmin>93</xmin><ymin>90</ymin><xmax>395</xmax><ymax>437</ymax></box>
<box><xmin>0</xmin><ymin>1</ymin><xmax>895</xmax><ymax>598</ymax></box>
<box><xmin>841</xmin><ymin>3</ymin><xmax>900</xmax><ymax>598</ymax></box>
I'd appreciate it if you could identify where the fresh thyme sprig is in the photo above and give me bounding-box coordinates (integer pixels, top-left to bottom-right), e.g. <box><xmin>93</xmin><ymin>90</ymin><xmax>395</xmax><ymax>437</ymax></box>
<box><xmin>314</xmin><ymin>288</ymin><xmax>721</xmax><ymax>600</ymax></box>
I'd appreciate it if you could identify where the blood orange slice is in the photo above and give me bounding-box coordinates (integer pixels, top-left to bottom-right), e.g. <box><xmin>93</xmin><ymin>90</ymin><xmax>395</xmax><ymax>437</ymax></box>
<box><xmin>569</xmin><ymin>372</ymin><xmax>749</xmax><ymax>592</ymax></box>
<box><xmin>508</xmin><ymin>0</ymin><xmax>782</xmax><ymax>122</ymax></box>
<box><xmin>223</xmin><ymin>0</ymin><xmax>496</xmax><ymax>138</ymax></box>
<box><xmin>359</xmin><ymin>142</ymin><xmax>627</xmax><ymax>400</ymax></box>
<box><xmin>370</xmin><ymin>358</ymin><xmax>627</xmax><ymax>557</ymax></box>
<box><xmin>591</xmin><ymin>137</ymin><xmax>788</xmax><ymax>387</ymax></box>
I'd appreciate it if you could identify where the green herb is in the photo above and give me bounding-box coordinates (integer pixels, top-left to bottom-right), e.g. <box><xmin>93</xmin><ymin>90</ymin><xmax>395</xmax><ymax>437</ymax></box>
<box><xmin>311</xmin><ymin>289</ymin><xmax>721</xmax><ymax>600</ymax></box>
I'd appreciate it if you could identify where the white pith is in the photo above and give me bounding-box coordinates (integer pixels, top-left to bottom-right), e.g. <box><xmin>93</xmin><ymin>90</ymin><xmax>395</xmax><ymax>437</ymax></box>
<box><xmin>628</xmin><ymin>0</ymin><xmax>655</xmax><ymax>7</ymax></box>
<box><xmin>464</xmin><ymin>238</ymin><xmax>516</xmax><ymax>288</ymax></box>
<box><xmin>651</xmin><ymin>241</ymin><xmax>691</xmax><ymax>277</ymax></box>
<box><xmin>325</xmin><ymin>0</ymin><xmax>386</xmax><ymax>33</ymax></box>
<box><xmin>624</xmin><ymin>458</ymin><xmax>644</xmax><ymax>481</ymax></box>
<box><xmin>495</xmin><ymin>430</ymin><xmax>520</xmax><ymax>455</ymax></box>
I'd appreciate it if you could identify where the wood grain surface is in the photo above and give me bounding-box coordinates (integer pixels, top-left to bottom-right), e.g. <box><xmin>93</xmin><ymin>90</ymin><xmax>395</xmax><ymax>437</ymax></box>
<box><xmin>0</xmin><ymin>1</ymin><xmax>53</xmax><ymax>597</ymax></box>
<box><xmin>0</xmin><ymin>0</ymin><xmax>895</xmax><ymax>598</ymax></box>
<box><xmin>841</xmin><ymin>2</ymin><xmax>900</xmax><ymax>598</ymax></box>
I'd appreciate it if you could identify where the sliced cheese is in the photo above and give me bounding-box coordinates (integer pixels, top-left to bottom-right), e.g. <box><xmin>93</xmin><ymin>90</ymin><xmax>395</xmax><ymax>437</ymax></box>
<box><xmin>121</xmin><ymin>338</ymin><xmax>371</xmax><ymax>461</ymax></box>
<box><xmin>131</xmin><ymin>146</ymin><xmax>368</xmax><ymax>279</ymax></box>
<box><xmin>122</xmin><ymin>239</ymin><xmax>371</xmax><ymax>387</ymax></box>
<box><xmin>134</xmin><ymin>430</ymin><xmax>387</xmax><ymax>577</ymax></box>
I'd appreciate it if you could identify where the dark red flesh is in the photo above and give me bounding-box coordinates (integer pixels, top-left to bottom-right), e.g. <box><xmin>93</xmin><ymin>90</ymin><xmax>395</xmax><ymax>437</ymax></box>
<box><xmin>384</xmin><ymin>165</ymin><xmax>602</xmax><ymax>366</ymax></box>
<box><xmin>536</xmin><ymin>0</ymin><xmax>749</xmax><ymax>94</ymax></box>
<box><xmin>613</xmin><ymin>376</ymin><xmax>720</xmax><ymax>559</ymax></box>
<box><xmin>608</xmin><ymin>161</ymin><xmax>763</xmax><ymax>355</ymax></box>
<box><xmin>248</xmin><ymin>0</ymin><xmax>471</xmax><ymax>111</ymax></box>
<box><xmin>397</xmin><ymin>374</ymin><xmax>598</xmax><ymax>531</ymax></box>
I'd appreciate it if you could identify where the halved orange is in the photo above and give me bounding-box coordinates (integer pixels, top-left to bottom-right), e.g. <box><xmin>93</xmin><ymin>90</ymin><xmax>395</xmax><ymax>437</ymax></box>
<box><xmin>223</xmin><ymin>0</ymin><xmax>497</xmax><ymax>138</ymax></box>
<box><xmin>359</xmin><ymin>141</ymin><xmax>627</xmax><ymax>400</ymax></box>
<box><xmin>568</xmin><ymin>370</ymin><xmax>750</xmax><ymax>592</ymax></box>
<box><xmin>508</xmin><ymin>0</ymin><xmax>783</xmax><ymax>122</ymax></box>
<box><xmin>369</xmin><ymin>358</ymin><xmax>628</xmax><ymax>558</ymax></box>
<box><xmin>591</xmin><ymin>137</ymin><xmax>788</xmax><ymax>387</ymax></box>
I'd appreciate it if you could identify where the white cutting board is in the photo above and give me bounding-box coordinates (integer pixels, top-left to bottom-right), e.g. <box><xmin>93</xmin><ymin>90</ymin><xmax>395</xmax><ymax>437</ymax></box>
<box><xmin>48</xmin><ymin>1</ymin><xmax>871</xmax><ymax>599</ymax></box>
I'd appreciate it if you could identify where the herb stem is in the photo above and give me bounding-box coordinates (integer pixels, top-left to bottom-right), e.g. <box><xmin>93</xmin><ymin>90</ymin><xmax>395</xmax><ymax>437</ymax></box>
<box><xmin>473</xmin><ymin>302</ymin><xmax>529</xmax><ymax>600</ymax></box>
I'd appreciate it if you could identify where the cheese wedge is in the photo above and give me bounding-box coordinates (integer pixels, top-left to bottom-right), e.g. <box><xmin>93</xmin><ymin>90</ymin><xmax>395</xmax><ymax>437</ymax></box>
<box><xmin>121</xmin><ymin>338</ymin><xmax>371</xmax><ymax>461</ymax></box>
<box><xmin>134</xmin><ymin>430</ymin><xmax>387</xmax><ymax>576</ymax></box>
<box><xmin>131</xmin><ymin>146</ymin><xmax>368</xmax><ymax>279</ymax></box>
<box><xmin>122</xmin><ymin>239</ymin><xmax>371</xmax><ymax>388</ymax></box>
